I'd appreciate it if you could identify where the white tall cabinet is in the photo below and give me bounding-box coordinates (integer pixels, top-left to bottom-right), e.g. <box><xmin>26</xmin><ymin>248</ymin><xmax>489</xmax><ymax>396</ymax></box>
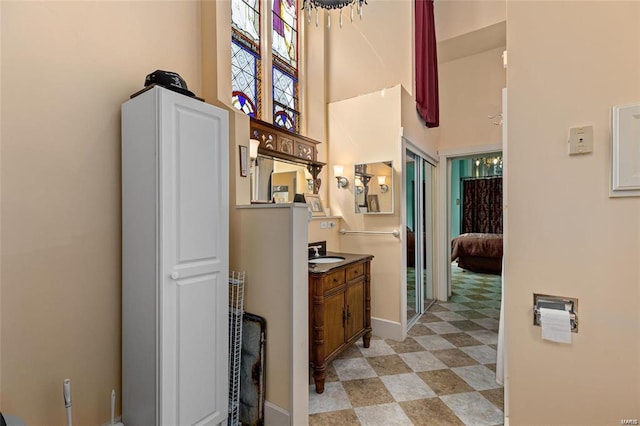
<box><xmin>122</xmin><ymin>86</ymin><xmax>229</xmax><ymax>426</ymax></box>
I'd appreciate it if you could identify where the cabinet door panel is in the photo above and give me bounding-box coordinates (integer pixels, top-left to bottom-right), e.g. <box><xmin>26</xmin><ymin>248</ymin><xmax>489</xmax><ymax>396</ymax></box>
<box><xmin>177</xmin><ymin>275</ymin><xmax>225</xmax><ymax>426</ymax></box>
<box><xmin>324</xmin><ymin>292</ymin><xmax>345</xmax><ymax>357</ymax></box>
<box><xmin>346</xmin><ymin>280</ymin><xmax>365</xmax><ymax>341</ymax></box>
<box><xmin>160</xmin><ymin>89</ymin><xmax>229</xmax><ymax>425</ymax></box>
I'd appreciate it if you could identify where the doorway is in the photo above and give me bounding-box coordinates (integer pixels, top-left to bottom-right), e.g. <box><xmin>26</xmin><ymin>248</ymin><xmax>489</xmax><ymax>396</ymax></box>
<box><xmin>405</xmin><ymin>148</ymin><xmax>436</xmax><ymax>328</ymax></box>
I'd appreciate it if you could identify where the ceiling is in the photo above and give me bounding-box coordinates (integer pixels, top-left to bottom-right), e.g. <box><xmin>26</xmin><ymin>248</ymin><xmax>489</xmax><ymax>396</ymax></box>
<box><xmin>437</xmin><ymin>21</ymin><xmax>506</xmax><ymax>64</ymax></box>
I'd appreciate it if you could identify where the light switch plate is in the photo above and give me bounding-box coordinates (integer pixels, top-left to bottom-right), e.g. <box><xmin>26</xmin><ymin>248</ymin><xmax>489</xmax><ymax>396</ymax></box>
<box><xmin>568</xmin><ymin>125</ymin><xmax>593</xmax><ymax>155</ymax></box>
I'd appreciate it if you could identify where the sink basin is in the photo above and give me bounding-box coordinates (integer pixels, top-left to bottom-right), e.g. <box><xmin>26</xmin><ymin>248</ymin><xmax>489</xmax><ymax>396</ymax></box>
<box><xmin>308</xmin><ymin>256</ymin><xmax>345</xmax><ymax>264</ymax></box>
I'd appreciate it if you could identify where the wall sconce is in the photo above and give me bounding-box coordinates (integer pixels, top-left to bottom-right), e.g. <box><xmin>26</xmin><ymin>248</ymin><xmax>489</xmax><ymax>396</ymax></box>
<box><xmin>355</xmin><ymin>177</ymin><xmax>364</xmax><ymax>194</ymax></box>
<box><xmin>333</xmin><ymin>165</ymin><xmax>349</xmax><ymax>188</ymax></box>
<box><xmin>249</xmin><ymin>139</ymin><xmax>260</xmax><ymax>160</ymax></box>
<box><xmin>377</xmin><ymin>175</ymin><xmax>389</xmax><ymax>193</ymax></box>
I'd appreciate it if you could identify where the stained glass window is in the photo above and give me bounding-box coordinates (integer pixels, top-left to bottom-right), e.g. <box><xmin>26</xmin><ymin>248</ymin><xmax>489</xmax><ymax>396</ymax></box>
<box><xmin>232</xmin><ymin>42</ymin><xmax>260</xmax><ymax>117</ymax></box>
<box><xmin>273</xmin><ymin>67</ymin><xmax>298</xmax><ymax>132</ymax></box>
<box><xmin>272</xmin><ymin>0</ymin><xmax>299</xmax><ymax>132</ymax></box>
<box><xmin>231</xmin><ymin>0</ymin><xmax>260</xmax><ymax>49</ymax></box>
<box><xmin>272</xmin><ymin>0</ymin><xmax>297</xmax><ymax>73</ymax></box>
<box><xmin>231</xmin><ymin>0</ymin><xmax>261</xmax><ymax>117</ymax></box>
<box><xmin>230</xmin><ymin>0</ymin><xmax>300</xmax><ymax>132</ymax></box>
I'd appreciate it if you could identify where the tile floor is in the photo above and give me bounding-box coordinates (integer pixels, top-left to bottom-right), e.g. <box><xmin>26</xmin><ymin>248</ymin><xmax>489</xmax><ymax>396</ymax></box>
<box><xmin>309</xmin><ymin>263</ymin><xmax>503</xmax><ymax>426</ymax></box>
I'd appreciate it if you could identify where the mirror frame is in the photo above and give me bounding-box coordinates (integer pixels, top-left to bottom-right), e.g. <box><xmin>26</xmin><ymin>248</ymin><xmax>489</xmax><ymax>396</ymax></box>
<box><xmin>354</xmin><ymin>161</ymin><xmax>394</xmax><ymax>214</ymax></box>
<box><xmin>250</xmin><ymin>118</ymin><xmax>325</xmax><ymax>196</ymax></box>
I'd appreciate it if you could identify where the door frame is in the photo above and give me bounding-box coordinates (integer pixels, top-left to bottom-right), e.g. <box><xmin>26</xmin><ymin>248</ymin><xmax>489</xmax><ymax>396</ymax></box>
<box><xmin>402</xmin><ymin>140</ymin><xmax>438</xmax><ymax>332</ymax></box>
<box><xmin>436</xmin><ymin>144</ymin><xmax>502</xmax><ymax>301</ymax></box>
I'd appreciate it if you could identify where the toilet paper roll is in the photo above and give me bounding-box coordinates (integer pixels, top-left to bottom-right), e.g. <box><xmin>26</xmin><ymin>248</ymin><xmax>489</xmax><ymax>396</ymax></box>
<box><xmin>540</xmin><ymin>307</ymin><xmax>572</xmax><ymax>344</ymax></box>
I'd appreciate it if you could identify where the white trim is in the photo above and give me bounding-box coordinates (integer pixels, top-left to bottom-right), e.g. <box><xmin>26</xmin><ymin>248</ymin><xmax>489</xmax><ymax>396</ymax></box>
<box><xmin>610</xmin><ymin>102</ymin><xmax>640</xmax><ymax>197</ymax></box>
<box><xmin>290</xmin><ymin>207</ymin><xmax>309</xmax><ymax>426</ymax></box>
<box><xmin>436</xmin><ymin>143</ymin><xmax>502</xmax><ymax>301</ymax></box>
<box><xmin>500</xmin><ymin>87</ymin><xmax>509</xmax><ymax>421</ymax></box>
<box><xmin>400</xmin><ymin>144</ymin><xmax>409</xmax><ymax>340</ymax></box>
<box><xmin>371</xmin><ymin>317</ymin><xmax>403</xmax><ymax>341</ymax></box>
<box><xmin>437</xmin><ymin>143</ymin><xmax>502</xmax><ymax>158</ymax></box>
<box><xmin>264</xmin><ymin>401</ymin><xmax>290</xmax><ymax>426</ymax></box>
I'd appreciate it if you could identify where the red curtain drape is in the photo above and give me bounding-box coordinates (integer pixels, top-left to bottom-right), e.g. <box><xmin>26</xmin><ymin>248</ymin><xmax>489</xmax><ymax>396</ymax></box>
<box><xmin>415</xmin><ymin>0</ymin><xmax>439</xmax><ymax>127</ymax></box>
<box><xmin>462</xmin><ymin>177</ymin><xmax>503</xmax><ymax>234</ymax></box>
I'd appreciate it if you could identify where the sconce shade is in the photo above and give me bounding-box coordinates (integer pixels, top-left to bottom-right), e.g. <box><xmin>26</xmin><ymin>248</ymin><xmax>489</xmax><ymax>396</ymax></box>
<box><xmin>333</xmin><ymin>164</ymin><xmax>348</xmax><ymax>188</ymax></box>
<box><xmin>378</xmin><ymin>175</ymin><xmax>389</xmax><ymax>193</ymax></box>
<box><xmin>249</xmin><ymin>139</ymin><xmax>260</xmax><ymax>159</ymax></box>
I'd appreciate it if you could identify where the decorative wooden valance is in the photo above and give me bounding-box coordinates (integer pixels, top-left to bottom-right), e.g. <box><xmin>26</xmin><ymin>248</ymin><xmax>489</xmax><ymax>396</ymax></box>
<box><xmin>249</xmin><ymin>118</ymin><xmax>325</xmax><ymax>194</ymax></box>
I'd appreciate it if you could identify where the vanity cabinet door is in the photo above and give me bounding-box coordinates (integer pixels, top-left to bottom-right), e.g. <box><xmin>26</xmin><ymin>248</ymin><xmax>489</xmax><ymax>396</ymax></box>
<box><xmin>324</xmin><ymin>292</ymin><xmax>346</xmax><ymax>357</ymax></box>
<box><xmin>345</xmin><ymin>280</ymin><xmax>365</xmax><ymax>341</ymax></box>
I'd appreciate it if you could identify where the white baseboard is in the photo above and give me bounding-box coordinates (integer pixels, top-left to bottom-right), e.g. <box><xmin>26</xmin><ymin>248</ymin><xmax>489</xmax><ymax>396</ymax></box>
<box><xmin>371</xmin><ymin>317</ymin><xmax>403</xmax><ymax>341</ymax></box>
<box><xmin>265</xmin><ymin>400</ymin><xmax>290</xmax><ymax>426</ymax></box>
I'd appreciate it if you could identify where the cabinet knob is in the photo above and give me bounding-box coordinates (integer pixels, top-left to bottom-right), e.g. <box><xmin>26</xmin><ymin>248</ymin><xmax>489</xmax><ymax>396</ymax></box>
<box><xmin>170</xmin><ymin>272</ymin><xmax>180</xmax><ymax>280</ymax></box>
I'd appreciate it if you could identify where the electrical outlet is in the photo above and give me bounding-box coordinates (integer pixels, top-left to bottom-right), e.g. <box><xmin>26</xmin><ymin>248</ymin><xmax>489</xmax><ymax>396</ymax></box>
<box><xmin>320</xmin><ymin>221</ymin><xmax>328</xmax><ymax>229</ymax></box>
<box><xmin>328</xmin><ymin>221</ymin><xmax>336</xmax><ymax>228</ymax></box>
<box><xmin>568</xmin><ymin>125</ymin><xmax>593</xmax><ymax>155</ymax></box>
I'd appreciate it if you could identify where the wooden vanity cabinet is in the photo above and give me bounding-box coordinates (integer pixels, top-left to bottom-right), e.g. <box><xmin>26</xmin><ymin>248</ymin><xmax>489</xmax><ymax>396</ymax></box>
<box><xmin>309</xmin><ymin>257</ymin><xmax>373</xmax><ymax>393</ymax></box>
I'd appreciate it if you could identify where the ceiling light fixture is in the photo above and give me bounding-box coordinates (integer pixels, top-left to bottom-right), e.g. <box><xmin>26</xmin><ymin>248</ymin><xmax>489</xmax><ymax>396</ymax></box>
<box><xmin>302</xmin><ymin>0</ymin><xmax>367</xmax><ymax>28</ymax></box>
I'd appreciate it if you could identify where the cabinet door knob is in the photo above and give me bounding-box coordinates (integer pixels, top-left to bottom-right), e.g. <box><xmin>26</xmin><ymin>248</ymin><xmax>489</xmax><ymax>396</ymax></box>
<box><xmin>170</xmin><ymin>272</ymin><xmax>180</xmax><ymax>280</ymax></box>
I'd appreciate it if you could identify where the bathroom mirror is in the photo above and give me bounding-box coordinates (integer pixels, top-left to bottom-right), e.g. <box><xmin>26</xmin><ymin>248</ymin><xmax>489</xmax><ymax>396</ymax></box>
<box><xmin>252</xmin><ymin>155</ymin><xmax>315</xmax><ymax>203</ymax></box>
<box><xmin>354</xmin><ymin>161</ymin><xmax>393</xmax><ymax>214</ymax></box>
<box><xmin>249</xmin><ymin>117</ymin><xmax>325</xmax><ymax>203</ymax></box>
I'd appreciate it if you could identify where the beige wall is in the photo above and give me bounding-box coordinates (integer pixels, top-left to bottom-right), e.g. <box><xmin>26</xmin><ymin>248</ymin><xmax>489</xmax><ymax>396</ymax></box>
<box><xmin>434</xmin><ymin>0</ymin><xmax>505</xmax><ymax>42</ymax></box>
<box><xmin>438</xmin><ymin>46</ymin><xmax>506</xmax><ymax>152</ymax></box>
<box><xmin>1</xmin><ymin>1</ymin><xmax>201</xmax><ymax>423</ymax></box>
<box><xmin>327</xmin><ymin>0</ymin><xmax>413</xmax><ymax>103</ymax></box>
<box><xmin>308</xmin><ymin>218</ymin><xmax>342</xmax><ymax>252</ymax></box>
<box><xmin>328</xmin><ymin>87</ymin><xmax>404</xmax><ymax>325</ymax></box>
<box><xmin>400</xmin><ymin>86</ymin><xmax>439</xmax><ymax>159</ymax></box>
<box><xmin>231</xmin><ymin>205</ymin><xmax>308</xmax><ymax>418</ymax></box>
<box><xmin>506</xmin><ymin>1</ymin><xmax>640</xmax><ymax>424</ymax></box>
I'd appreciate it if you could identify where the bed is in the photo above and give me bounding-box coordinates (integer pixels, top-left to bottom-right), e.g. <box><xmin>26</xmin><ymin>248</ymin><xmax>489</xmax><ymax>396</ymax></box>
<box><xmin>451</xmin><ymin>233</ymin><xmax>503</xmax><ymax>275</ymax></box>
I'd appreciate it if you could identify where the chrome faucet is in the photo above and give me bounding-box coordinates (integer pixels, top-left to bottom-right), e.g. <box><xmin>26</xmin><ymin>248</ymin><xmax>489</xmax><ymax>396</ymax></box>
<box><xmin>309</xmin><ymin>245</ymin><xmax>322</xmax><ymax>257</ymax></box>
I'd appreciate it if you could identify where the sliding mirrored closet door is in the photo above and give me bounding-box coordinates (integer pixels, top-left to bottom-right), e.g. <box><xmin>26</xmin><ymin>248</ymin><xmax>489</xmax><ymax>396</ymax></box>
<box><xmin>405</xmin><ymin>148</ymin><xmax>436</xmax><ymax>328</ymax></box>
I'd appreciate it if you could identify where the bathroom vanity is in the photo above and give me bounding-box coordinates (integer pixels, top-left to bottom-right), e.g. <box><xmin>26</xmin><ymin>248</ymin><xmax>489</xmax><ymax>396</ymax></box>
<box><xmin>308</xmin><ymin>253</ymin><xmax>374</xmax><ymax>393</ymax></box>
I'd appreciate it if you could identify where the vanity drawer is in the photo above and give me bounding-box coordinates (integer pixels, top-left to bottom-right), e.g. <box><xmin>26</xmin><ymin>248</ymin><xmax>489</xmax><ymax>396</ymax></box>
<box><xmin>346</xmin><ymin>263</ymin><xmax>365</xmax><ymax>281</ymax></box>
<box><xmin>323</xmin><ymin>269</ymin><xmax>346</xmax><ymax>292</ymax></box>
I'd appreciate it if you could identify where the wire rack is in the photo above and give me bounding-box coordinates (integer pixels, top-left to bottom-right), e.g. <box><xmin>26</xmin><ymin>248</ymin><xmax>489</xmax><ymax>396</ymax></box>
<box><xmin>228</xmin><ymin>271</ymin><xmax>245</xmax><ymax>426</ymax></box>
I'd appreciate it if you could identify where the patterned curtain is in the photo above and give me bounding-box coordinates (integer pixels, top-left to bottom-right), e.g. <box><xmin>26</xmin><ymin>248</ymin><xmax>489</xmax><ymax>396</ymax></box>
<box><xmin>462</xmin><ymin>177</ymin><xmax>503</xmax><ymax>234</ymax></box>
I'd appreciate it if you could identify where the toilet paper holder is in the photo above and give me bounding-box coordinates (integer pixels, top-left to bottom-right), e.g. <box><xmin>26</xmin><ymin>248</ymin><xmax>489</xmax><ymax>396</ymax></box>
<box><xmin>533</xmin><ymin>293</ymin><xmax>579</xmax><ymax>333</ymax></box>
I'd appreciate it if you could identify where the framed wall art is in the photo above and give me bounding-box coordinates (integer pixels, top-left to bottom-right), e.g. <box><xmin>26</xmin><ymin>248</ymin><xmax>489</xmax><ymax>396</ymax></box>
<box><xmin>367</xmin><ymin>194</ymin><xmax>380</xmax><ymax>212</ymax></box>
<box><xmin>305</xmin><ymin>194</ymin><xmax>326</xmax><ymax>217</ymax></box>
